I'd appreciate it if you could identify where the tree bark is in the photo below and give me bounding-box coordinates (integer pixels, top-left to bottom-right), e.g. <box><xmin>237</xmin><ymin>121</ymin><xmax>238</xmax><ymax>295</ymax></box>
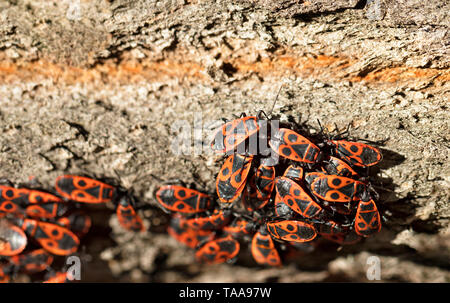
<box><xmin>0</xmin><ymin>0</ymin><xmax>448</xmax><ymax>282</ymax></box>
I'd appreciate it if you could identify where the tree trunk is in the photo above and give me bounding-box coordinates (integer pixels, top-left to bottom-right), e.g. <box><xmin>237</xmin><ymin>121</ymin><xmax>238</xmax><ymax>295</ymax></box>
<box><xmin>0</xmin><ymin>0</ymin><xmax>448</xmax><ymax>282</ymax></box>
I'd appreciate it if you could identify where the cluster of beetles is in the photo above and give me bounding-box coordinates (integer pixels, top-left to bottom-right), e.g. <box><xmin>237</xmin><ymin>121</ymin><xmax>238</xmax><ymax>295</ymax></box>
<box><xmin>155</xmin><ymin>114</ymin><xmax>383</xmax><ymax>266</ymax></box>
<box><xmin>0</xmin><ymin>175</ymin><xmax>144</xmax><ymax>282</ymax></box>
<box><xmin>0</xmin><ymin>112</ymin><xmax>384</xmax><ymax>281</ymax></box>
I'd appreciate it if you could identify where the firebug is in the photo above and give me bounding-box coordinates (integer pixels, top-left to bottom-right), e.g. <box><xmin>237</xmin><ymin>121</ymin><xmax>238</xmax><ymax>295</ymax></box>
<box><xmin>310</xmin><ymin>175</ymin><xmax>366</xmax><ymax>203</ymax></box>
<box><xmin>155</xmin><ymin>185</ymin><xmax>211</xmax><ymax>214</ymax></box>
<box><xmin>167</xmin><ymin>214</ymin><xmax>215</xmax><ymax>249</ymax></box>
<box><xmin>266</xmin><ymin>220</ymin><xmax>317</xmax><ymax>243</ymax></box>
<box><xmin>216</xmin><ymin>154</ymin><xmax>253</xmax><ymax>206</ymax></box>
<box><xmin>329</xmin><ymin>140</ymin><xmax>382</xmax><ymax>167</ymax></box>
<box><xmin>251</xmin><ymin>226</ymin><xmax>281</xmax><ymax>267</ymax></box>
<box><xmin>195</xmin><ymin>235</ymin><xmax>240</xmax><ymax>264</ymax></box>
<box><xmin>269</xmin><ymin>128</ymin><xmax>321</xmax><ymax>164</ymax></box>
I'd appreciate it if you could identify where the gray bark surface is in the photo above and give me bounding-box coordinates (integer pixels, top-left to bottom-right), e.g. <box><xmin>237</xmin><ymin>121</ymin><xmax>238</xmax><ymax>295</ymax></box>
<box><xmin>0</xmin><ymin>0</ymin><xmax>448</xmax><ymax>282</ymax></box>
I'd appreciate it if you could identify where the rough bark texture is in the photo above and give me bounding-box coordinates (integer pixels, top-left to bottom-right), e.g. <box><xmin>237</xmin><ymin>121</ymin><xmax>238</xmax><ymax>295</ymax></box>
<box><xmin>0</xmin><ymin>0</ymin><xmax>449</xmax><ymax>282</ymax></box>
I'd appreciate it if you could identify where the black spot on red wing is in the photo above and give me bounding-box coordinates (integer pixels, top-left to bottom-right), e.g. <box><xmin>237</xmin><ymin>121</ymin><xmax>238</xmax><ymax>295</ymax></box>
<box><xmin>332</xmin><ymin>178</ymin><xmax>342</xmax><ymax>186</ymax></box>
<box><xmin>281</xmin><ymin>147</ymin><xmax>292</xmax><ymax>156</ymax></box>
<box><xmin>4</xmin><ymin>203</ymin><xmax>13</xmax><ymax>210</ymax></box>
<box><xmin>222</xmin><ymin>167</ymin><xmax>230</xmax><ymax>176</ymax></box>
<box><xmin>358</xmin><ymin>222</ymin><xmax>366</xmax><ymax>228</ymax></box>
<box><xmin>51</xmin><ymin>229</ymin><xmax>59</xmax><ymax>236</ymax></box>
<box><xmin>330</xmin><ymin>193</ymin><xmax>340</xmax><ymax>200</ymax></box>
<box><xmin>287</xmin><ymin>134</ymin><xmax>298</xmax><ymax>143</ymax></box>
<box><xmin>235</xmin><ymin>174</ymin><xmax>242</xmax><ymax>183</ymax></box>
<box><xmin>286</xmin><ymin>224</ymin><xmax>294</xmax><ymax>231</ymax></box>
<box><xmin>35</xmin><ymin>196</ymin><xmax>43</xmax><ymax>202</ymax></box>
<box><xmin>78</xmin><ymin>180</ymin><xmax>86</xmax><ymax>187</ymax></box>
<box><xmin>177</xmin><ymin>204</ymin><xmax>185</xmax><ymax>210</ymax></box>
<box><xmin>178</xmin><ymin>190</ymin><xmax>186</xmax><ymax>197</ymax></box>
<box><xmin>350</xmin><ymin>145</ymin><xmax>359</xmax><ymax>153</ymax></box>
<box><xmin>6</xmin><ymin>190</ymin><xmax>13</xmax><ymax>197</ymax></box>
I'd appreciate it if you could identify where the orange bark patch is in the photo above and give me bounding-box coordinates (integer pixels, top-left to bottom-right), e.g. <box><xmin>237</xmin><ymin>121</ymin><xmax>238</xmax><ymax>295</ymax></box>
<box><xmin>350</xmin><ymin>67</ymin><xmax>442</xmax><ymax>83</ymax></box>
<box><xmin>0</xmin><ymin>51</ymin><xmax>447</xmax><ymax>90</ymax></box>
<box><xmin>0</xmin><ymin>59</ymin><xmax>206</xmax><ymax>85</ymax></box>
